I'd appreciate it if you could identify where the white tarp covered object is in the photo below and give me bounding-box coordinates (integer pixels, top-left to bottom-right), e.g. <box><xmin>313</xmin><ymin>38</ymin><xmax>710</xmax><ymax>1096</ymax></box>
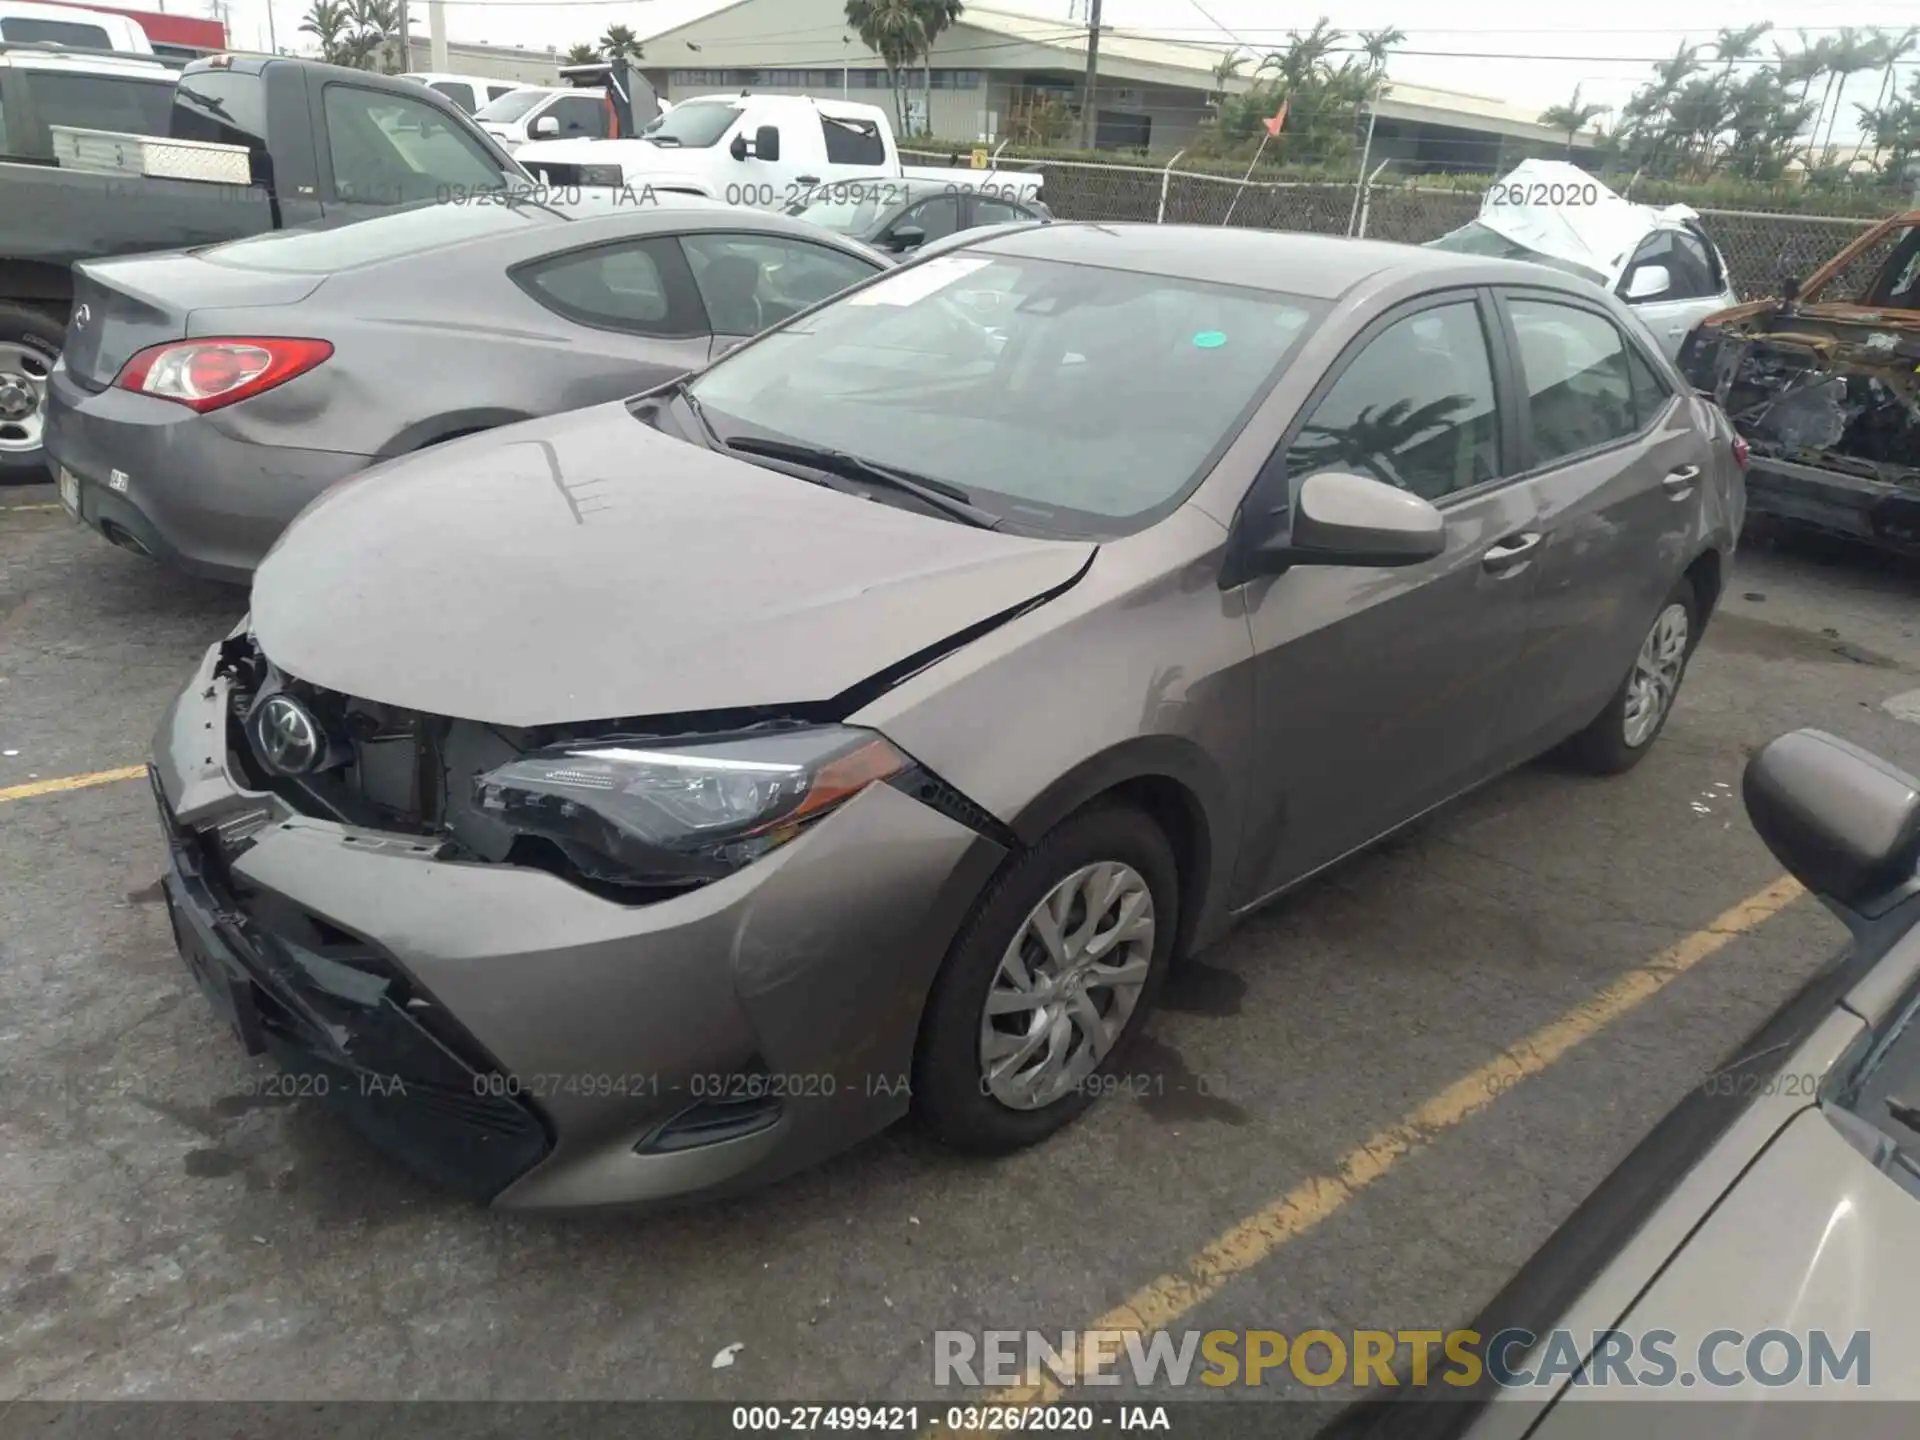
<box><xmin>1476</xmin><ymin>159</ymin><xmax>1700</xmax><ymax>282</ymax></box>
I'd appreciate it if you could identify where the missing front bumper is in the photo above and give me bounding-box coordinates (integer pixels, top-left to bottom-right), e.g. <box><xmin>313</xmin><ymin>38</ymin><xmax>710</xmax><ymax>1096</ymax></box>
<box><xmin>151</xmin><ymin>767</ymin><xmax>554</xmax><ymax>1202</ymax></box>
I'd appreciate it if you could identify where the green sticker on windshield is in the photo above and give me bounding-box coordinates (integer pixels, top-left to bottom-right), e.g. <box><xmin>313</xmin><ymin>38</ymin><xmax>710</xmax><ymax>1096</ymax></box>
<box><xmin>1192</xmin><ymin>330</ymin><xmax>1227</xmax><ymax>348</ymax></box>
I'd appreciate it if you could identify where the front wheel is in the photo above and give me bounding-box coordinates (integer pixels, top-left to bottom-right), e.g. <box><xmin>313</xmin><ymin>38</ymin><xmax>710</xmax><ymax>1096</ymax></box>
<box><xmin>1559</xmin><ymin>576</ymin><xmax>1698</xmax><ymax>775</ymax></box>
<box><xmin>0</xmin><ymin>302</ymin><xmax>63</xmax><ymax>484</ymax></box>
<box><xmin>913</xmin><ymin>803</ymin><xmax>1177</xmax><ymax>1154</ymax></box>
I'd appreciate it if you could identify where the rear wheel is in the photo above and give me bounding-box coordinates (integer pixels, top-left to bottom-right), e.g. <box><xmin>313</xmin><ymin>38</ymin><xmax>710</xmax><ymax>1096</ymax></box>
<box><xmin>913</xmin><ymin>802</ymin><xmax>1176</xmax><ymax>1153</ymax></box>
<box><xmin>1559</xmin><ymin>576</ymin><xmax>1698</xmax><ymax>775</ymax></box>
<box><xmin>0</xmin><ymin>302</ymin><xmax>63</xmax><ymax>485</ymax></box>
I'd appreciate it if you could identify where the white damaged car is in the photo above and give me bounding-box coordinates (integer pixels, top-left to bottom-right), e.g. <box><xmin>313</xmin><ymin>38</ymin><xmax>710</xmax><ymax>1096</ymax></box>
<box><xmin>1428</xmin><ymin>159</ymin><xmax>1739</xmax><ymax>359</ymax></box>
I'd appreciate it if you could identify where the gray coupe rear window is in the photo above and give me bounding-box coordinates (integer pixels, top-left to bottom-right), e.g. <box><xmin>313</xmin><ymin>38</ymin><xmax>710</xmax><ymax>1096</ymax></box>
<box><xmin>203</xmin><ymin>198</ymin><xmax>554</xmax><ymax>273</ymax></box>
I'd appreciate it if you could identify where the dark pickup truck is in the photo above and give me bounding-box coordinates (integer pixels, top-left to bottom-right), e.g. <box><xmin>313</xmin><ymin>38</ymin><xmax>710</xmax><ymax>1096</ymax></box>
<box><xmin>0</xmin><ymin>45</ymin><xmax>531</xmax><ymax>478</ymax></box>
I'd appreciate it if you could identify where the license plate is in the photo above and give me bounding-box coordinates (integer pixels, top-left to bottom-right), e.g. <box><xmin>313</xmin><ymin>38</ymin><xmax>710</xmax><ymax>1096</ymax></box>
<box><xmin>57</xmin><ymin>467</ymin><xmax>79</xmax><ymax>516</ymax></box>
<box><xmin>162</xmin><ymin>882</ymin><xmax>266</xmax><ymax>1056</ymax></box>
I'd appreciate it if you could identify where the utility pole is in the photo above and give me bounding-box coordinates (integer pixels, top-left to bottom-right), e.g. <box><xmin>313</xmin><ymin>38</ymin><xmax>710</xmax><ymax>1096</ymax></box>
<box><xmin>265</xmin><ymin>0</ymin><xmax>276</xmax><ymax>54</ymax></box>
<box><xmin>396</xmin><ymin>0</ymin><xmax>409</xmax><ymax>70</ymax></box>
<box><xmin>428</xmin><ymin>0</ymin><xmax>447</xmax><ymax>72</ymax></box>
<box><xmin>1077</xmin><ymin>0</ymin><xmax>1101</xmax><ymax>150</ymax></box>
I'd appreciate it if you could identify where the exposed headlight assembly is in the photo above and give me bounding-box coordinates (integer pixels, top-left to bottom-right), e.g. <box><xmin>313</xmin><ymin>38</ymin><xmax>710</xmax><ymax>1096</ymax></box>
<box><xmin>474</xmin><ymin>726</ymin><xmax>909</xmax><ymax>887</ymax></box>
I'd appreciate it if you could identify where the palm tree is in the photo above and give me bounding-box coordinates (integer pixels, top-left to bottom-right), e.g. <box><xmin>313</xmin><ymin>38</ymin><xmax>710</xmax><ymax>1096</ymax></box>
<box><xmin>1714</xmin><ymin>22</ymin><xmax>1771</xmax><ymax>81</ymax></box>
<box><xmin>343</xmin><ymin>0</ymin><xmax>399</xmax><ymax>71</ymax></box>
<box><xmin>1820</xmin><ymin>27</ymin><xmax>1879</xmax><ymax>159</ymax></box>
<box><xmin>1357</xmin><ymin>26</ymin><xmax>1405</xmax><ymax>73</ymax></box>
<box><xmin>1866</xmin><ymin>27</ymin><xmax>1919</xmax><ymax>145</ymax></box>
<box><xmin>599</xmin><ymin>24</ymin><xmax>643</xmax><ymax>62</ymax></box>
<box><xmin>844</xmin><ymin>0</ymin><xmax>924</xmax><ymax>133</ymax></box>
<box><xmin>563</xmin><ymin>42</ymin><xmax>599</xmax><ymax>66</ymax></box>
<box><xmin>912</xmin><ymin>0</ymin><xmax>963</xmax><ymax>140</ymax></box>
<box><xmin>299</xmin><ymin>0</ymin><xmax>353</xmax><ymax>65</ymax></box>
<box><xmin>1539</xmin><ymin>85</ymin><xmax>1605</xmax><ymax>157</ymax></box>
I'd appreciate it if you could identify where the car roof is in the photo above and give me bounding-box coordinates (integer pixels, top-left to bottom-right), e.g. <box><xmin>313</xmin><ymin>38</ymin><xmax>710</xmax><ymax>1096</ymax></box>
<box><xmin>947</xmin><ymin>222</ymin><xmax>1584</xmax><ymax>300</ymax></box>
<box><xmin>193</xmin><ymin>190</ymin><xmax>890</xmax><ymax>277</ymax></box>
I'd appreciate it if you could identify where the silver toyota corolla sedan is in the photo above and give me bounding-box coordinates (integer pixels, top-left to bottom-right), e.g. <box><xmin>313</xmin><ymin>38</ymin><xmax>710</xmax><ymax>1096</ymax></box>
<box><xmin>45</xmin><ymin>194</ymin><xmax>887</xmax><ymax>583</ymax></box>
<box><xmin>151</xmin><ymin>224</ymin><xmax>1747</xmax><ymax>1209</ymax></box>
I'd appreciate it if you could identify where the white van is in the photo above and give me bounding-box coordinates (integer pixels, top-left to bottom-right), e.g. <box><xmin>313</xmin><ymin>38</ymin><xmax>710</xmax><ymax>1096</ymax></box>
<box><xmin>0</xmin><ymin>1</ymin><xmax>155</xmax><ymax>53</ymax></box>
<box><xmin>400</xmin><ymin>71</ymin><xmax>528</xmax><ymax>115</ymax></box>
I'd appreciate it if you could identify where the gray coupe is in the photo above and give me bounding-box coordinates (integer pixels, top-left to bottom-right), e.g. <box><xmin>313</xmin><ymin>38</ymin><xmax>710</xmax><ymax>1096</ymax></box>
<box><xmin>45</xmin><ymin>192</ymin><xmax>888</xmax><ymax>582</ymax></box>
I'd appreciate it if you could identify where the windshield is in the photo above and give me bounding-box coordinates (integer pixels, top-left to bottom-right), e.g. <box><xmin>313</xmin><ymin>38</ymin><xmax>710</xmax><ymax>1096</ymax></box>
<box><xmin>641</xmin><ymin>101</ymin><xmax>739</xmax><ymax>148</ymax></box>
<box><xmin>1427</xmin><ymin>221</ymin><xmax>1608</xmax><ymax>287</ymax></box>
<box><xmin>475</xmin><ymin>89</ymin><xmax>548</xmax><ymax>123</ymax></box>
<box><xmin>687</xmin><ymin>253</ymin><xmax>1324</xmax><ymax>535</ymax></box>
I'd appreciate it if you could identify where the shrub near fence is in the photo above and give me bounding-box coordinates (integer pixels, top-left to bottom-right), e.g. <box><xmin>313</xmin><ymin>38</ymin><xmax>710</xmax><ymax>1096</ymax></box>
<box><xmin>907</xmin><ymin>150</ymin><xmax>1885</xmax><ymax>303</ymax></box>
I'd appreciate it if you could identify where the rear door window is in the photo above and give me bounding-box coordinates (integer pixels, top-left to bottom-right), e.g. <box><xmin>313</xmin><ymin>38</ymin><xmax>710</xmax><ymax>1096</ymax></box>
<box><xmin>546</xmin><ymin>94</ymin><xmax>608</xmax><ymax>138</ymax></box>
<box><xmin>19</xmin><ymin>71</ymin><xmax>173</xmax><ymax>138</ymax></box>
<box><xmin>321</xmin><ymin>83</ymin><xmax>506</xmax><ymax>206</ymax></box>
<box><xmin>820</xmin><ymin>114</ymin><xmax>884</xmax><ymax>165</ymax></box>
<box><xmin>1</xmin><ymin>17</ymin><xmax>112</xmax><ymax>46</ymax></box>
<box><xmin>516</xmin><ymin>237</ymin><xmax>706</xmax><ymax>337</ymax></box>
<box><xmin>971</xmin><ymin>196</ymin><xmax>1036</xmax><ymax>228</ymax></box>
<box><xmin>428</xmin><ymin>80</ymin><xmax>477</xmax><ymax>113</ymax></box>
<box><xmin>170</xmin><ymin>70</ymin><xmax>271</xmax><ymax>182</ymax></box>
<box><xmin>680</xmin><ymin>232</ymin><xmax>881</xmax><ymax>334</ymax></box>
<box><xmin>1507</xmin><ymin>298</ymin><xmax>1641</xmax><ymax>464</ymax></box>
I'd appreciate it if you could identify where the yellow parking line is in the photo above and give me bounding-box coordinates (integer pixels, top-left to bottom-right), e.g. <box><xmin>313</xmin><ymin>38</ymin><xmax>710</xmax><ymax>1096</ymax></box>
<box><xmin>977</xmin><ymin>873</ymin><xmax>1807</xmax><ymax>1413</ymax></box>
<box><xmin>0</xmin><ymin>765</ymin><xmax>147</xmax><ymax>804</ymax></box>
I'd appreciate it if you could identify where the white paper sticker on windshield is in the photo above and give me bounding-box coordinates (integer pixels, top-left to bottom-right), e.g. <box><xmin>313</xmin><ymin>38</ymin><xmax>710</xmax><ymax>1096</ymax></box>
<box><xmin>848</xmin><ymin>255</ymin><xmax>994</xmax><ymax>306</ymax></box>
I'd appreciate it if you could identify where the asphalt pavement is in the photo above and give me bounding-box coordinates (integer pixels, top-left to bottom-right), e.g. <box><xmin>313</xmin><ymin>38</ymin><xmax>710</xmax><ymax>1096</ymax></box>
<box><xmin>4</xmin><ymin>483</ymin><xmax>1919</xmax><ymax>1411</ymax></box>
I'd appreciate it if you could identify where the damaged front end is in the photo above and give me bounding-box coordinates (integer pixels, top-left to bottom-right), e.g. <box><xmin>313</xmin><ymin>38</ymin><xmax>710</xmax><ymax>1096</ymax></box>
<box><xmin>1677</xmin><ymin>214</ymin><xmax>1920</xmax><ymax>552</ymax></box>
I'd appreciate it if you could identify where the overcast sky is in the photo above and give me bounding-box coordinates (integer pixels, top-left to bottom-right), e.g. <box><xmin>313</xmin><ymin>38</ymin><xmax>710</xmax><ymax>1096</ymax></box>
<box><xmin>230</xmin><ymin>0</ymin><xmax>1919</xmax><ymax>136</ymax></box>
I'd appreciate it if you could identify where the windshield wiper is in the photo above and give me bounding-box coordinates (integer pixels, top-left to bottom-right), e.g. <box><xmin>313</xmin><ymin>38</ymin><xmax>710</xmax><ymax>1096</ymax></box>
<box><xmin>723</xmin><ymin>436</ymin><xmax>1003</xmax><ymax>530</ymax></box>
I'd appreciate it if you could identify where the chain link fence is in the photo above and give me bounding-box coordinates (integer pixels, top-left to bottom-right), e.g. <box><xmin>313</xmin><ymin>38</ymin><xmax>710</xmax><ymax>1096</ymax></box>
<box><xmin>905</xmin><ymin>150</ymin><xmax>1883</xmax><ymax>302</ymax></box>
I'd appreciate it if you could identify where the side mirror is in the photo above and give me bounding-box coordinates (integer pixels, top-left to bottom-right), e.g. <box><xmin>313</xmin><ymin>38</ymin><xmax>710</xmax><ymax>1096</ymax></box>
<box><xmin>753</xmin><ymin>124</ymin><xmax>780</xmax><ymax>162</ymax></box>
<box><xmin>1624</xmin><ymin>264</ymin><xmax>1672</xmax><ymax>302</ymax></box>
<box><xmin>1247</xmin><ymin>471</ymin><xmax>1445</xmax><ymax>573</ymax></box>
<box><xmin>1744</xmin><ymin>729</ymin><xmax>1920</xmax><ymax>916</ymax></box>
<box><xmin>886</xmin><ymin>224</ymin><xmax>927</xmax><ymax>253</ymax></box>
<box><xmin>531</xmin><ymin>114</ymin><xmax>560</xmax><ymax>139</ymax></box>
<box><xmin>1780</xmin><ymin>273</ymin><xmax>1803</xmax><ymax>305</ymax></box>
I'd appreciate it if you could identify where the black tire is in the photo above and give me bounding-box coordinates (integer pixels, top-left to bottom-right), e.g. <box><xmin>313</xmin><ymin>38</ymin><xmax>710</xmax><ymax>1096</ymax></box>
<box><xmin>0</xmin><ymin>301</ymin><xmax>64</xmax><ymax>485</ymax></box>
<box><xmin>912</xmin><ymin>802</ymin><xmax>1178</xmax><ymax>1154</ymax></box>
<box><xmin>1558</xmin><ymin>575</ymin><xmax>1700</xmax><ymax>776</ymax></box>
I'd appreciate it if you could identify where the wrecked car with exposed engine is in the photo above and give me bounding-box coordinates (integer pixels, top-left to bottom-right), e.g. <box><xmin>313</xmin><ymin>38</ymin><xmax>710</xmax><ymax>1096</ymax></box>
<box><xmin>148</xmin><ymin>224</ymin><xmax>1740</xmax><ymax>1210</ymax></box>
<box><xmin>1678</xmin><ymin>209</ymin><xmax>1920</xmax><ymax>553</ymax></box>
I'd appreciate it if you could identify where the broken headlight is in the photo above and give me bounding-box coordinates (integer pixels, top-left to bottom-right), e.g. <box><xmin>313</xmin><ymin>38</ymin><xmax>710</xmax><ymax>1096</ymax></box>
<box><xmin>474</xmin><ymin>726</ymin><xmax>909</xmax><ymax>886</ymax></box>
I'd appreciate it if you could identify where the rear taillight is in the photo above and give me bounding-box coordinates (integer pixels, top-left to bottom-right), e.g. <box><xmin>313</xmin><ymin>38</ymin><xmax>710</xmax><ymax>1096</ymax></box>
<box><xmin>1731</xmin><ymin>434</ymin><xmax>1750</xmax><ymax>469</ymax></box>
<box><xmin>114</xmin><ymin>338</ymin><xmax>333</xmax><ymax>413</ymax></box>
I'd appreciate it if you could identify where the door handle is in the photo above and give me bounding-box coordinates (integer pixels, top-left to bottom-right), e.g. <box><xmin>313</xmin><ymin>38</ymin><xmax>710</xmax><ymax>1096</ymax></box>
<box><xmin>1482</xmin><ymin>531</ymin><xmax>1543</xmax><ymax>575</ymax></box>
<box><xmin>1662</xmin><ymin>464</ymin><xmax>1700</xmax><ymax>499</ymax></box>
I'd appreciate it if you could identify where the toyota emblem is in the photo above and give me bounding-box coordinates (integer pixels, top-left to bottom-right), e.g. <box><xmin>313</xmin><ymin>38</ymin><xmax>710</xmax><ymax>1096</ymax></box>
<box><xmin>254</xmin><ymin>694</ymin><xmax>324</xmax><ymax>775</ymax></box>
<box><xmin>73</xmin><ymin>304</ymin><xmax>90</xmax><ymax>328</ymax></box>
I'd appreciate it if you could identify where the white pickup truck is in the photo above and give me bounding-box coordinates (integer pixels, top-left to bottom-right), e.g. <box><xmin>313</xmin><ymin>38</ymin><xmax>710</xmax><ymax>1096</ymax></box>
<box><xmin>512</xmin><ymin>92</ymin><xmax>1042</xmax><ymax>211</ymax></box>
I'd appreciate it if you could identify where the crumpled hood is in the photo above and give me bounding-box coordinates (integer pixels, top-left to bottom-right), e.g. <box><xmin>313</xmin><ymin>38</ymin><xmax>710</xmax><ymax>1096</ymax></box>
<box><xmin>1477</xmin><ymin>159</ymin><xmax>1700</xmax><ymax>283</ymax></box>
<box><xmin>251</xmin><ymin>404</ymin><xmax>1093</xmax><ymax>728</ymax></box>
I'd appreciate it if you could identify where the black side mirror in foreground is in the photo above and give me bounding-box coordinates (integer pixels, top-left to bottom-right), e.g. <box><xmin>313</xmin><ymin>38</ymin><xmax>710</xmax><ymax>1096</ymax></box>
<box><xmin>1745</xmin><ymin>729</ymin><xmax>1920</xmax><ymax>920</ymax></box>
